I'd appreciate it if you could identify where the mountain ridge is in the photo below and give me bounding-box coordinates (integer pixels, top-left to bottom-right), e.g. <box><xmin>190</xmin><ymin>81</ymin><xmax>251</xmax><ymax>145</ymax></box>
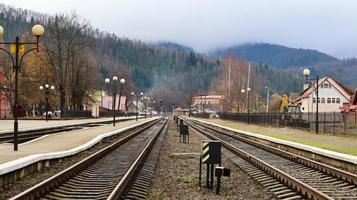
<box><xmin>210</xmin><ymin>43</ymin><xmax>339</xmax><ymax>69</ymax></box>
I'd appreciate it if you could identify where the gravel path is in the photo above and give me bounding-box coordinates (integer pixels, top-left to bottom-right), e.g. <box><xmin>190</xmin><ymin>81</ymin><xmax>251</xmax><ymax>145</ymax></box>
<box><xmin>147</xmin><ymin>119</ymin><xmax>276</xmax><ymax>200</ymax></box>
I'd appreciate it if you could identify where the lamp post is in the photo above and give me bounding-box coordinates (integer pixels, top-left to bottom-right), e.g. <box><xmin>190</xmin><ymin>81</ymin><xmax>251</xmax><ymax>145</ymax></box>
<box><xmin>131</xmin><ymin>92</ymin><xmax>139</xmax><ymax>121</ymax></box>
<box><xmin>240</xmin><ymin>88</ymin><xmax>245</xmax><ymax>113</ymax></box>
<box><xmin>143</xmin><ymin>96</ymin><xmax>147</xmax><ymax>119</ymax></box>
<box><xmin>105</xmin><ymin>76</ymin><xmax>118</xmax><ymax>126</ymax></box>
<box><xmin>160</xmin><ymin>100</ymin><xmax>163</xmax><ymax>116</ymax></box>
<box><xmin>303</xmin><ymin>68</ymin><xmax>319</xmax><ymax>134</ymax></box>
<box><xmin>0</xmin><ymin>24</ymin><xmax>44</xmax><ymax>151</ymax></box>
<box><xmin>265</xmin><ymin>86</ymin><xmax>270</xmax><ymax>113</ymax></box>
<box><xmin>118</xmin><ymin>78</ymin><xmax>125</xmax><ymax>119</ymax></box>
<box><xmin>247</xmin><ymin>87</ymin><xmax>251</xmax><ymax>124</ymax></box>
<box><xmin>39</xmin><ymin>84</ymin><xmax>55</xmax><ymax>122</ymax></box>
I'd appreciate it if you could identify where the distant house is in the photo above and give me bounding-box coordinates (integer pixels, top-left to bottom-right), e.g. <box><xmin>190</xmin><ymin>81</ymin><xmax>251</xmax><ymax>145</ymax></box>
<box><xmin>174</xmin><ymin>107</ymin><xmax>184</xmax><ymax>115</ymax></box>
<box><xmin>100</xmin><ymin>95</ymin><xmax>127</xmax><ymax>111</ymax></box>
<box><xmin>295</xmin><ymin>76</ymin><xmax>353</xmax><ymax>113</ymax></box>
<box><xmin>192</xmin><ymin>94</ymin><xmax>224</xmax><ymax>113</ymax></box>
<box><xmin>340</xmin><ymin>89</ymin><xmax>357</xmax><ymax>123</ymax></box>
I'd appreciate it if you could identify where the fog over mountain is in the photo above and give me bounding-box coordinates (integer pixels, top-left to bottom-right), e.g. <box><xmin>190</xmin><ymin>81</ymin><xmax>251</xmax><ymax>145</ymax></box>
<box><xmin>1</xmin><ymin>0</ymin><xmax>357</xmax><ymax>58</ymax></box>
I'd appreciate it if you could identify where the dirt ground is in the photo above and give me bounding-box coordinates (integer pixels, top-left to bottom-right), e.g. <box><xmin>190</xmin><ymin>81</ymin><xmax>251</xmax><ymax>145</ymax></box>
<box><xmin>196</xmin><ymin>118</ymin><xmax>357</xmax><ymax>155</ymax></box>
<box><xmin>147</xmin><ymin>119</ymin><xmax>275</xmax><ymax>200</ymax></box>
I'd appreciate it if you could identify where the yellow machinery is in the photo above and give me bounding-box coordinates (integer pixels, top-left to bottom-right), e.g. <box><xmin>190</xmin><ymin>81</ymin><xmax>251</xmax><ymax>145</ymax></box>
<box><xmin>279</xmin><ymin>95</ymin><xmax>301</xmax><ymax>120</ymax></box>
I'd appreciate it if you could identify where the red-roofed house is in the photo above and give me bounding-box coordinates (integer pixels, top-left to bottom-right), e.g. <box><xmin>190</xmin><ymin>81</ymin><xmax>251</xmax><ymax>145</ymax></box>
<box><xmin>340</xmin><ymin>89</ymin><xmax>357</xmax><ymax>123</ymax></box>
<box><xmin>295</xmin><ymin>76</ymin><xmax>353</xmax><ymax>113</ymax></box>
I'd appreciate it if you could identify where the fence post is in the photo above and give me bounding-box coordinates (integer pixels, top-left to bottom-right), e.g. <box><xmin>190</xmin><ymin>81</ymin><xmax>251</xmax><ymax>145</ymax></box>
<box><xmin>333</xmin><ymin>112</ymin><xmax>335</xmax><ymax>133</ymax></box>
<box><xmin>343</xmin><ymin>112</ymin><xmax>347</xmax><ymax>133</ymax></box>
<box><xmin>323</xmin><ymin>112</ymin><xmax>326</xmax><ymax>133</ymax></box>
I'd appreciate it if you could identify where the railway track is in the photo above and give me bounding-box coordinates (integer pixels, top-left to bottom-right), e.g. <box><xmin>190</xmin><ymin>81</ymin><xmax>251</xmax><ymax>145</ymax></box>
<box><xmin>10</xmin><ymin>118</ymin><xmax>168</xmax><ymax>200</ymax></box>
<box><xmin>185</xmin><ymin>118</ymin><xmax>357</xmax><ymax>200</ymax></box>
<box><xmin>0</xmin><ymin>118</ymin><xmax>132</xmax><ymax>144</ymax></box>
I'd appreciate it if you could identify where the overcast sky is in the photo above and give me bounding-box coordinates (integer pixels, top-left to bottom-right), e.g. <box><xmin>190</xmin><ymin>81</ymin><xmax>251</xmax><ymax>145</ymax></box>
<box><xmin>2</xmin><ymin>0</ymin><xmax>357</xmax><ymax>58</ymax></box>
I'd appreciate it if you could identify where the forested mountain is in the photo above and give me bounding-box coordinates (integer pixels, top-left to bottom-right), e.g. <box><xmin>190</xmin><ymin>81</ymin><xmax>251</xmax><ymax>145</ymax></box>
<box><xmin>155</xmin><ymin>41</ymin><xmax>193</xmax><ymax>52</ymax></box>
<box><xmin>0</xmin><ymin>4</ymin><xmax>218</xmax><ymax>110</ymax></box>
<box><xmin>212</xmin><ymin>43</ymin><xmax>357</xmax><ymax>88</ymax></box>
<box><xmin>0</xmin><ymin>3</ymin><xmax>311</xmax><ymax>113</ymax></box>
<box><xmin>211</xmin><ymin>43</ymin><xmax>338</xmax><ymax>69</ymax></box>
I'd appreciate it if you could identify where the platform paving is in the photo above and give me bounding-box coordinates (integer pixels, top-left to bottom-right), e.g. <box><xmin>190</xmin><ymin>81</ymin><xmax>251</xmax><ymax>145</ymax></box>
<box><xmin>0</xmin><ymin>117</ymin><xmax>137</xmax><ymax>133</ymax></box>
<box><xmin>0</xmin><ymin>118</ymin><xmax>150</xmax><ymax>165</ymax></box>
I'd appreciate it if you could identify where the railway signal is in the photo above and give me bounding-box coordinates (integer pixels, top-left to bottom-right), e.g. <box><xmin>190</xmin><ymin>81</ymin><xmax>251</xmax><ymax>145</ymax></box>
<box><xmin>199</xmin><ymin>140</ymin><xmax>221</xmax><ymax>189</ymax></box>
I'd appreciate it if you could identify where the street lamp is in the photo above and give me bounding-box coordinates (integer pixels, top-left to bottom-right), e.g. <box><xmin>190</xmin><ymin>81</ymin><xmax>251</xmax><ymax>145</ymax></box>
<box><xmin>39</xmin><ymin>84</ymin><xmax>55</xmax><ymax>122</ymax></box>
<box><xmin>303</xmin><ymin>68</ymin><xmax>319</xmax><ymax>134</ymax></box>
<box><xmin>118</xmin><ymin>78</ymin><xmax>125</xmax><ymax>119</ymax></box>
<box><xmin>247</xmin><ymin>87</ymin><xmax>251</xmax><ymax>124</ymax></box>
<box><xmin>105</xmin><ymin>76</ymin><xmax>118</xmax><ymax>126</ymax></box>
<box><xmin>265</xmin><ymin>86</ymin><xmax>270</xmax><ymax>113</ymax></box>
<box><xmin>112</xmin><ymin>76</ymin><xmax>118</xmax><ymax>126</ymax></box>
<box><xmin>143</xmin><ymin>96</ymin><xmax>147</xmax><ymax>119</ymax></box>
<box><xmin>131</xmin><ymin>92</ymin><xmax>139</xmax><ymax>121</ymax></box>
<box><xmin>0</xmin><ymin>24</ymin><xmax>44</xmax><ymax>151</ymax></box>
<box><xmin>240</xmin><ymin>89</ymin><xmax>245</xmax><ymax>113</ymax></box>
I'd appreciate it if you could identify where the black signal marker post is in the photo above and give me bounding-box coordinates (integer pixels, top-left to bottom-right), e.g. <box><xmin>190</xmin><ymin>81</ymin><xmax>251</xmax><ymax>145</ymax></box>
<box><xmin>199</xmin><ymin>140</ymin><xmax>221</xmax><ymax>189</ymax></box>
<box><xmin>215</xmin><ymin>166</ymin><xmax>230</xmax><ymax>194</ymax></box>
<box><xmin>179</xmin><ymin>124</ymin><xmax>189</xmax><ymax>143</ymax></box>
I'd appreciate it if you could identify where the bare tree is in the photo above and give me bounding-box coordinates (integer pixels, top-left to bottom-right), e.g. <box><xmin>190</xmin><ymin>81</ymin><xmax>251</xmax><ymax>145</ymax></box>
<box><xmin>43</xmin><ymin>13</ymin><xmax>90</xmax><ymax>114</ymax></box>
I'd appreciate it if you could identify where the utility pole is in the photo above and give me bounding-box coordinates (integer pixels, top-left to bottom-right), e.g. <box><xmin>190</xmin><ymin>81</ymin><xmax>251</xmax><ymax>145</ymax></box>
<box><xmin>228</xmin><ymin>58</ymin><xmax>231</xmax><ymax>111</ymax></box>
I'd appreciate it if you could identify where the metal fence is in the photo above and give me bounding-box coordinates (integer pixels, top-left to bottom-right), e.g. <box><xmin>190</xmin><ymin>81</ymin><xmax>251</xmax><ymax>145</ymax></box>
<box><xmin>191</xmin><ymin>113</ymin><xmax>210</xmax><ymax>119</ymax></box>
<box><xmin>215</xmin><ymin>112</ymin><xmax>357</xmax><ymax>134</ymax></box>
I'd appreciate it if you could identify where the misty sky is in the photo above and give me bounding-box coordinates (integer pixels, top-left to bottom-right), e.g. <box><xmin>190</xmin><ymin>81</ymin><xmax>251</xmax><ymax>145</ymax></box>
<box><xmin>2</xmin><ymin>0</ymin><xmax>357</xmax><ymax>58</ymax></box>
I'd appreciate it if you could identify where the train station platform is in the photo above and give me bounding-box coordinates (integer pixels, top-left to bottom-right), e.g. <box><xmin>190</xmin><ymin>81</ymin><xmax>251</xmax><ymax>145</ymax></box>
<box><xmin>0</xmin><ymin>117</ymin><xmax>138</xmax><ymax>134</ymax></box>
<box><xmin>0</xmin><ymin>117</ymin><xmax>159</xmax><ymax>175</ymax></box>
<box><xmin>192</xmin><ymin>117</ymin><xmax>357</xmax><ymax>156</ymax></box>
<box><xmin>189</xmin><ymin>117</ymin><xmax>357</xmax><ymax>172</ymax></box>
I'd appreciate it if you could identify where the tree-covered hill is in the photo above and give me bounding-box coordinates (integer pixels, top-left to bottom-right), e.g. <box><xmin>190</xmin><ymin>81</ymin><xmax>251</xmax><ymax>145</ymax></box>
<box><xmin>211</xmin><ymin>43</ymin><xmax>338</xmax><ymax>69</ymax></box>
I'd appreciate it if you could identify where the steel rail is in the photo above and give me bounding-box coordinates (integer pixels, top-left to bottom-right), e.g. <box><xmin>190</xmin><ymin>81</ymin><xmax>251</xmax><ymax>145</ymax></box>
<box><xmin>107</xmin><ymin>118</ymin><xmax>168</xmax><ymax>199</ymax></box>
<box><xmin>191</xmin><ymin>119</ymin><xmax>357</xmax><ymax>185</ymax></box>
<box><xmin>187</xmin><ymin>119</ymin><xmax>334</xmax><ymax>200</ymax></box>
<box><xmin>9</xmin><ymin>118</ymin><xmax>161</xmax><ymax>200</ymax></box>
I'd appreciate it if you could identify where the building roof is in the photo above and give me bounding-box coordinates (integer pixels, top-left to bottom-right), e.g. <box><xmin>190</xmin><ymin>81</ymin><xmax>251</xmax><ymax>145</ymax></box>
<box><xmin>175</xmin><ymin>107</ymin><xmax>184</xmax><ymax>112</ymax></box>
<box><xmin>296</xmin><ymin>76</ymin><xmax>353</xmax><ymax>102</ymax></box>
<box><xmin>193</xmin><ymin>94</ymin><xmax>223</xmax><ymax>99</ymax></box>
<box><xmin>352</xmin><ymin>89</ymin><xmax>357</xmax><ymax>105</ymax></box>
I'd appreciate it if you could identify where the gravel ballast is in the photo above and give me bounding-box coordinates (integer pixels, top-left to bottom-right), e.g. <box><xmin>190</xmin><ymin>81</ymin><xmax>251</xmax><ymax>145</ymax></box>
<box><xmin>147</xmin><ymin>119</ymin><xmax>276</xmax><ymax>199</ymax></box>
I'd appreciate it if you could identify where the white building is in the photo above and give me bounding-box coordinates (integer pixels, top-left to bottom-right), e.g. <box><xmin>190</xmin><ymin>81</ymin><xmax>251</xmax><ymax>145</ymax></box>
<box><xmin>295</xmin><ymin>76</ymin><xmax>353</xmax><ymax>113</ymax></box>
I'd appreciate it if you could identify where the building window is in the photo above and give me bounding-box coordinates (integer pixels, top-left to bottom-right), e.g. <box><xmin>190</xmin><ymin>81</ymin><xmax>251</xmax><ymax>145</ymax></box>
<box><xmin>337</xmin><ymin>98</ymin><xmax>340</xmax><ymax>103</ymax></box>
<box><xmin>323</xmin><ymin>83</ymin><xmax>328</xmax><ymax>88</ymax></box>
<box><xmin>313</xmin><ymin>98</ymin><xmax>316</xmax><ymax>103</ymax></box>
<box><xmin>327</xmin><ymin>98</ymin><xmax>331</xmax><ymax>103</ymax></box>
<box><xmin>321</xmin><ymin>98</ymin><xmax>325</xmax><ymax>103</ymax></box>
<box><xmin>332</xmin><ymin>98</ymin><xmax>335</xmax><ymax>103</ymax></box>
<box><xmin>318</xmin><ymin>98</ymin><xmax>320</xmax><ymax>103</ymax></box>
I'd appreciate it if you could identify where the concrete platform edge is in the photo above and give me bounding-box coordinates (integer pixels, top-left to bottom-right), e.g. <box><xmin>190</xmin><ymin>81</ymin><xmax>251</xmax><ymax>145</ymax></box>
<box><xmin>0</xmin><ymin>117</ymin><xmax>159</xmax><ymax>176</ymax></box>
<box><xmin>191</xmin><ymin>118</ymin><xmax>357</xmax><ymax>165</ymax></box>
